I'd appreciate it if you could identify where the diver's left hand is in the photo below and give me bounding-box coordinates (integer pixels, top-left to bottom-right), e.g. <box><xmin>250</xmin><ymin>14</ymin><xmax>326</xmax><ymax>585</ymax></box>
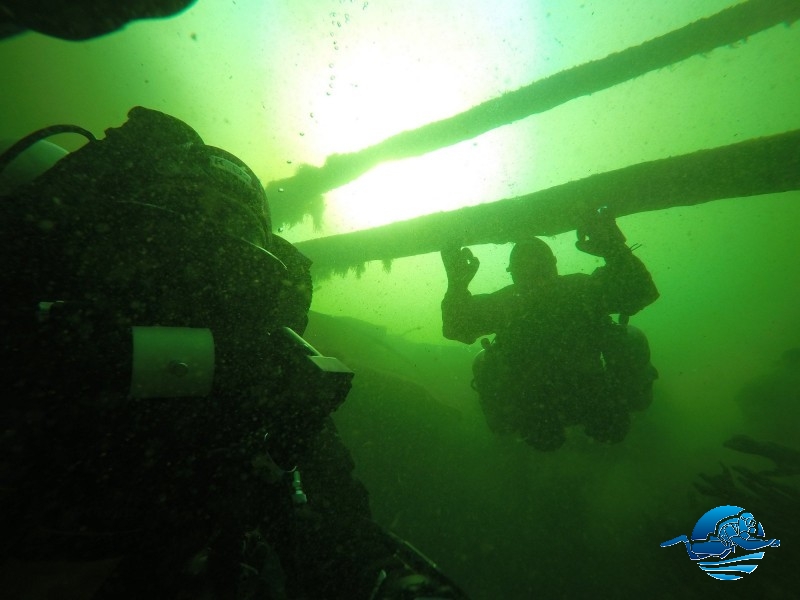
<box><xmin>441</xmin><ymin>246</ymin><xmax>479</xmax><ymax>290</ymax></box>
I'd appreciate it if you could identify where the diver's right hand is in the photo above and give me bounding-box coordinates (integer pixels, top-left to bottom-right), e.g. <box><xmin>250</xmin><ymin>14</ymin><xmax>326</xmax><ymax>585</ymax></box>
<box><xmin>441</xmin><ymin>246</ymin><xmax>479</xmax><ymax>289</ymax></box>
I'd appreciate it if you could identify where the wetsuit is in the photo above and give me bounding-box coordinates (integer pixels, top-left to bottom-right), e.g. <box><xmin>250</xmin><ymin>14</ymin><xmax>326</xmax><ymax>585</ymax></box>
<box><xmin>0</xmin><ymin>107</ymin><xmax>469</xmax><ymax>599</ymax></box>
<box><xmin>442</xmin><ymin>247</ymin><xmax>658</xmax><ymax>450</ymax></box>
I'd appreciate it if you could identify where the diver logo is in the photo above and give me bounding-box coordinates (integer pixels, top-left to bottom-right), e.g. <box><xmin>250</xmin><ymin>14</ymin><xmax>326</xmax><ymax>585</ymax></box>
<box><xmin>660</xmin><ymin>505</ymin><xmax>780</xmax><ymax>580</ymax></box>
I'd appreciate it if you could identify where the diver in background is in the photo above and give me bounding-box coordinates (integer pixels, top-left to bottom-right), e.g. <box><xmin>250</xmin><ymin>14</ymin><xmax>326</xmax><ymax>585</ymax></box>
<box><xmin>0</xmin><ymin>0</ymin><xmax>197</xmax><ymax>40</ymax></box>
<box><xmin>440</xmin><ymin>210</ymin><xmax>659</xmax><ymax>451</ymax></box>
<box><xmin>0</xmin><ymin>106</ymin><xmax>469</xmax><ymax>599</ymax></box>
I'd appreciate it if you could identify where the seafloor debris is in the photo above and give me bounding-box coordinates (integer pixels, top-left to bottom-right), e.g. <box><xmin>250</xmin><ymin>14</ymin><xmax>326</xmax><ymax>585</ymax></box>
<box><xmin>695</xmin><ymin>435</ymin><xmax>800</xmax><ymax>533</ymax></box>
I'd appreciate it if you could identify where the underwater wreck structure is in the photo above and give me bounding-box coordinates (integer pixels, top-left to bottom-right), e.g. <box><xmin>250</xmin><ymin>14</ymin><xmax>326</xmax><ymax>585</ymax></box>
<box><xmin>264</xmin><ymin>0</ymin><xmax>800</xmax><ymax>279</ymax></box>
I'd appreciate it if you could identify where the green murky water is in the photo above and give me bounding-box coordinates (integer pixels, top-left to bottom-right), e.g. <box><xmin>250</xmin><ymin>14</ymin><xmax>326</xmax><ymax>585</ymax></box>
<box><xmin>2</xmin><ymin>1</ymin><xmax>798</xmax><ymax>598</ymax></box>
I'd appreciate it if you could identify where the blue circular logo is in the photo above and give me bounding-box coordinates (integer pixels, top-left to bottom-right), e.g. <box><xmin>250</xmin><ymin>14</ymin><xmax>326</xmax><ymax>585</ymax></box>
<box><xmin>661</xmin><ymin>505</ymin><xmax>780</xmax><ymax>581</ymax></box>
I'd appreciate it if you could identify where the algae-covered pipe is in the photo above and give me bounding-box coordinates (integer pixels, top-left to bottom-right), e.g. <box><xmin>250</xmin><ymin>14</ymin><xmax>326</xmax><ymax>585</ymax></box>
<box><xmin>268</xmin><ymin>0</ymin><xmax>800</xmax><ymax>228</ymax></box>
<box><xmin>295</xmin><ymin>129</ymin><xmax>800</xmax><ymax>279</ymax></box>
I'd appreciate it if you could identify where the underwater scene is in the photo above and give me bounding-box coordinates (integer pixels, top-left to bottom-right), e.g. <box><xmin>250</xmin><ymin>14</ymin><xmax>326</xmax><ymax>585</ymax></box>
<box><xmin>1</xmin><ymin>1</ymin><xmax>799</xmax><ymax>599</ymax></box>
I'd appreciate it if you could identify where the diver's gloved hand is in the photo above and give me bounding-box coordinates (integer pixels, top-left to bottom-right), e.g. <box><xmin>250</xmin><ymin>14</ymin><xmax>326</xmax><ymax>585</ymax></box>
<box><xmin>575</xmin><ymin>206</ymin><xmax>628</xmax><ymax>258</ymax></box>
<box><xmin>441</xmin><ymin>246</ymin><xmax>479</xmax><ymax>290</ymax></box>
<box><xmin>370</xmin><ymin>564</ymin><xmax>469</xmax><ymax>600</ymax></box>
<box><xmin>366</xmin><ymin>528</ymin><xmax>471</xmax><ymax>600</ymax></box>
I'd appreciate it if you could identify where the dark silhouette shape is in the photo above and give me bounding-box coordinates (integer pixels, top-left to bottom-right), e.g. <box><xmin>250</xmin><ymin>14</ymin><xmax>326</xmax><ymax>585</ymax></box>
<box><xmin>439</xmin><ymin>213</ymin><xmax>658</xmax><ymax>450</ymax></box>
<box><xmin>0</xmin><ymin>0</ymin><xmax>197</xmax><ymax>40</ymax></box>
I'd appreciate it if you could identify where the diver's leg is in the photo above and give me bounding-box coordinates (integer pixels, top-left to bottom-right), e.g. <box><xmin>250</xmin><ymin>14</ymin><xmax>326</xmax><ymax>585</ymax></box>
<box><xmin>582</xmin><ymin>376</ymin><xmax>631</xmax><ymax>444</ymax></box>
<box><xmin>521</xmin><ymin>396</ymin><xmax>566</xmax><ymax>451</ymax></box>
<box><xmin>477</xmin><ymin>386</ymin><xmax>517</xmax><ymax>435</ymax></box>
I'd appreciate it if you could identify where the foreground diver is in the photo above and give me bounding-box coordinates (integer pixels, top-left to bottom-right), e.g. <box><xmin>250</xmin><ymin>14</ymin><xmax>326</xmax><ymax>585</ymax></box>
<box><xmin>0</xmin><ymin>106</ymin><xmax>469</xmax><ymax>599</ymax></box>
<box><xmin>441</xmin><ymin>210</ymin><xmax>659</xmax><ymax>450</ymax></box>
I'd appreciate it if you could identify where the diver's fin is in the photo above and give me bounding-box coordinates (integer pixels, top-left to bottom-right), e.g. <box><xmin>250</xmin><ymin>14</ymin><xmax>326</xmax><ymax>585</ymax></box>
<box><xmin>660</xmin><ymin>535</ymin><xmax>689</xmax><ymax>548</ymax></box>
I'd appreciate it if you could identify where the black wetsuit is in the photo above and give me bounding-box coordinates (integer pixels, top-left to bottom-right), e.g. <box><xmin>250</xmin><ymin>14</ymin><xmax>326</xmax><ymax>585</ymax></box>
<box><xmin>442</xmin><ymin>248</ymin><xmax>658</xmax><ymax>450</ymax></box>
<box><xmin>0</xmin><ymin>107</ymin><xmax>468</xmax><ymax>599</ymax></box>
